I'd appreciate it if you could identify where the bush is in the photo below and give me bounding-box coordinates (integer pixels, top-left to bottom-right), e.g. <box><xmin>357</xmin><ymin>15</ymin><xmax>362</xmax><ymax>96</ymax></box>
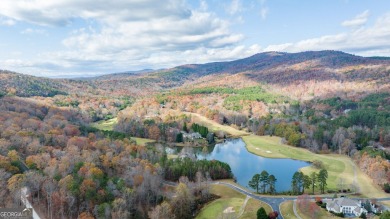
<box><xmin>257</xmin><ymin>207</ymin><xmax>268</xmax><ymax>219</ymax></box>
<box><xmin>384</xmin><ymin>183</ymin><xmax>390</xmax><ymax>193</ymax></box>
<box><xmin>312</xmin><ymin>160</ymin><xmax>324</xmax><ymax>169</ymax></box>
<box><xmin>330</xmin><ymin>211</ymin><xmax>345</xmax><ymax>218</ymax></box>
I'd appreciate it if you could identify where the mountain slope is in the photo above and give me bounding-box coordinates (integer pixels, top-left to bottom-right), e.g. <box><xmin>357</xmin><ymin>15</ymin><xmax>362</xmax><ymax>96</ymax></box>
<box><xmin>150</xmin><ymin>50</ymin><xmax>390</xmax><ymax>87</ymax></box>
<box><xmin>0</xmin><ymin>70</ymin><xmax>67</xmax><ymax>97</ymax></box>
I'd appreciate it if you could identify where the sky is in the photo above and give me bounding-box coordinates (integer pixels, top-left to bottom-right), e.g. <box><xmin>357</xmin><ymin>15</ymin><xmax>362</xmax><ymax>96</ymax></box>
<box><xmin>0</xmin><ymin>0</ymin><xmax>390</xmax><ymax>77</ymax></box>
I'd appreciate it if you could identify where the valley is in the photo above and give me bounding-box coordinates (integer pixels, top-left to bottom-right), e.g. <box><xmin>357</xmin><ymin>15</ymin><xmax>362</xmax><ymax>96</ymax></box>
<box><xmin>1</xmin><ymin>51</ymin><xmax>390</xmax><ymax>219</ymax></box>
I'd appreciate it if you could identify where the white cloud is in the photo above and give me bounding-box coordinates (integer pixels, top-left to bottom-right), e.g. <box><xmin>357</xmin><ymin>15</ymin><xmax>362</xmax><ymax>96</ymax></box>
<box><xmin>342</xmin><ymin>10</ymin><xmax>369</xmax><ymax>27</ymax></box>
<box><xmin>260</xmin><ymin>7</ymin><xmax>269</xmax><ymax>20</ymax></box>
<box><xmin>226</xmin><ymin>0</ymin><xmax>243</xmax><ymax>15</ymax></box>
<box><xmin>259</xmin><ymin>0</ymin><xmax>269</xmax><ymax>20</ymax></box>
<box><xmin>264</xmin><ymin>13</ymin><xmax>390</xmax><ymax>56</ymax></box>
<box><xmin>21</xmin><ymin>28</ymin><xmax>46</xmax><ymax>35</ymax></box>
<box><xmin>0</xmin><ymin>0</ymin><xmax>191</xmax><ymax>26</ymax></box>
<box><xmin>199</xmin><ymin>0</ymin><xmax>208</xmax><ymax>11</ymax></box>
<box><xmin>0</xmin><ymin>0</ymin><xmax>259</xmax><ymax>76</ymax></box>
<box><xmin>0</xmin><ymin>17</ymin><xmax>15</xmax><ymax>26</ymax></box>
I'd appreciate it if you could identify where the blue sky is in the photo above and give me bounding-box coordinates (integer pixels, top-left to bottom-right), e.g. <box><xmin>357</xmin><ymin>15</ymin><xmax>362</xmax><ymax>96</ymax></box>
<box><xmin>0</xmin><ymin>0</ymin><xmax>390</xmax><ymax>77</ymax></box>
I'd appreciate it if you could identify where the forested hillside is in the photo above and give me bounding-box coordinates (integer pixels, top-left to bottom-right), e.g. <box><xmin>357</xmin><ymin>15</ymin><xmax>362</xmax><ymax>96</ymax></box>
<box><xmin>1</xmin><ymin>50</ymin><xmax>390</xmax><ymax>218</ymax></box>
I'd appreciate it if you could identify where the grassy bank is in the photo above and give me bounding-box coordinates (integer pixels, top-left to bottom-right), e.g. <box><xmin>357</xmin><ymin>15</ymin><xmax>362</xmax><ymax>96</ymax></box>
<box><xmin>243</xmin><ymin>135</ymin><xmax>387</xmax><ymax>198</ymax></box>
<box><xmin>280</xmin><ymin>201</ymin><xmax>298</xmax><ymax>219</ymax></box>
<box><xmin>196</xmin><ymin>184</ymin><xmax>271</xmax><ymax>219</ymax></box>
<box><xmin>186</xmin><ymin>112</ymin><xmax>248</xmax><ymax>137</ymax></box>
<box><xmin>90</xmin><ymin>118</ymin><xmax>118</xmax><ymax>131</ymax></box>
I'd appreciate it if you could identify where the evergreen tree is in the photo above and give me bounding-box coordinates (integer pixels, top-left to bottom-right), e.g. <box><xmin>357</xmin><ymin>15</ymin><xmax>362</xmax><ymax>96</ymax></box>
<box><xmin>303</xmin><ymin>174</ymin><xmax>311</xmax><ymax>193</ymax></box>
<box><xmin>292</xmin><ymin>171</ymin><xmax>304</xmax><ymax>194</ymax></box>
<box><xmin>318</xmin><ymin>169</ymin><xmax>328</xmax><ymax>194</ymax></box>
<box><xmin>249</xmin><ymin>174</ymin><xmax>261</xmax><ymax>193</ymax></box>
<box><xmin>268</xmin><ymin>175</ymin><xmax>277</xmax><ymax>194</ymax></box>
<box><xmin>259</xmin><ymin>170</ymin><xmax>269</xmax><ymax>193</ymax></box>
<box><xmin>257</xmin><ymin>207</ymin><xmax>268</xmax><ymax>219</ymax></box>
<box><xmin>176</xmin><ymin>133</ymin><xmax>183</xmax><ymax>142</ymax></box>
<box><xmin>310</xmin><ymin>172</ymin><xmax>317</xmax><ymax>194</ymax></box>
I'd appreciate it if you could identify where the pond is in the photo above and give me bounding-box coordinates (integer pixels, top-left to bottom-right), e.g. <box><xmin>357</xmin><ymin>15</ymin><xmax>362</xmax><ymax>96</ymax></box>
<box><xmin>169</xmin><ymin>138</ymin><xmax>309</xmax><ymax>192</ymax></box>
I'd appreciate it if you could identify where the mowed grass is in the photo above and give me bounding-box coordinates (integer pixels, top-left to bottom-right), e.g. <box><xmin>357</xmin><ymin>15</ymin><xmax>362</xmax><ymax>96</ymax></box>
<box><xmin>240</xmin><ymin>198</ymin><xmax>272</xmax><ymax>219</ymax></box>
<box><xmin>133</xmin><ymin>137</ymin><xmax>155</xmax><ymax>146</ymax></box>
<box><xmin>187</xmin><ymin>112</ymin><xmax>248</xmax><ymax>137</ymax></box>
<box><xmin>280</xmin><ymin>201</ymin><xmax>298</xmax><ymax>219</ymax></box>
<box><xmin>196</xmin><ymin>184</ymin><xmax>271</xmax><ymax>219</ymax></box>
<box><xmin>196</xmin><ymin>185</ymin><xmax>245</xmax><ymax>219</ymax></box>
<box><xmin>90</xmin><ymin>118</ymin><xmax>118</xmax><ymax>131</ymax></box>
<box><xmin>243</xmin><ymin>135</ymin><xmax>387</xmax><ymax>198</ymax></box>
<box><xmin>91</xmin><ymin>118</ymin><xmax>156</xmax><ymax>146</ymax></box>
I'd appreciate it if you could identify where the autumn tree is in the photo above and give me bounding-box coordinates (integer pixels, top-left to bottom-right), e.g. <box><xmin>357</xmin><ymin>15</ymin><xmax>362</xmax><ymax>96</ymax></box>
<box><xmin>148</xmin><ymin>201</ymin><xmax>175</xmax><ymax>219</ymax></box>
<box><xmin>171</xmin><ymin>183</ymin><xmax>194</xmax><ymax>219</ymax></box>
<box><xmin>0</xmin><ymin>169</ymin><xmax>11</xmax><ymax>207</ymax></box>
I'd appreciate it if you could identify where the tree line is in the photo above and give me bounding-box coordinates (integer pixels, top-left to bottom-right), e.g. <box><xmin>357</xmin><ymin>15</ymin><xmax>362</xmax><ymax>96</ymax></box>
<box><xmin>291</xmin><ymin>169</ymin><xmax>328</xmax><ymax>195</ymax></box>
<box><xmin>248</xmin><ymin>170</ymin><xmax>277</xmax><ymax>194</ymax></box>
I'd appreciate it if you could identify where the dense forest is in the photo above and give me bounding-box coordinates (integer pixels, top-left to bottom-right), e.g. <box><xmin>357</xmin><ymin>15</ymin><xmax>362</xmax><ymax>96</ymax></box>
<box><xmin>1</xmin><ymin>50</ymin><xmax>390</xmax><ymax>218</ymax></box>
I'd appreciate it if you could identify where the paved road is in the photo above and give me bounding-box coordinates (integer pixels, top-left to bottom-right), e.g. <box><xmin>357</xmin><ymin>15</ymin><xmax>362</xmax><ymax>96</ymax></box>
<box><xmin>164</xmin><ymin>180</ymin><xmax>390</xmax><ymax>219</ymax></box>
<box><xmin>21</xmin><ymin>187</ymin><xmax>41</xmax><ymax>219</ymax></box>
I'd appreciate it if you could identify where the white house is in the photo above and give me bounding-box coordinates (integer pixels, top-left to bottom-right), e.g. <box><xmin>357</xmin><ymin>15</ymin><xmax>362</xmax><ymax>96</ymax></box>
<box><xmin>323</xmin><ymin>197</ymin><xmax>367</xmax><ymax>217</ymax></box>
<box><xmin>181</xmin><ymin>131</ymin><xmax>202</xmax><ymax>140</ymax></box>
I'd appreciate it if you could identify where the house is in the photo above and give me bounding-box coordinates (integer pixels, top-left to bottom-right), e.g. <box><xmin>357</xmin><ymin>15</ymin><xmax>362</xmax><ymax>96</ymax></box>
<box><xmin>323</xmin><ymin>197</ymin><xmax>367</xmax><ymax>217</ymax></box>
<box><xmin>181</xmin><ymin>131</ymin><xmax>202</xmax><ymax>141</ymax></box>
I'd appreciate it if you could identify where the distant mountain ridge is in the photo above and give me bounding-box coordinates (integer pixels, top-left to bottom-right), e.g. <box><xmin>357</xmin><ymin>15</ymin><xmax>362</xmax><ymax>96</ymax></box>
<box><xmin>1</xmin><ymin>50</ymin><xmax>389</xmax><ymax>97</ymax></box>
<box><xmin>140</xmin><ymin>50</ymin><xmax>390</xmax><ymax>88</ymax></box>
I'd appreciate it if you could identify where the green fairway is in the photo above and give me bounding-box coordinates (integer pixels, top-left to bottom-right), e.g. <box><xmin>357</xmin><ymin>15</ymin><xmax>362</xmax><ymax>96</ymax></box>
<box><xmin>91</xmin><ymin>118</ymin><xmax>118</xmax><ymax>131</ymax></box>
<box><xmin>196</xmin><ymin>184</ymin><xmax>271</xmax><ymax>219</ymax></box>
<box><xmin>240</xmin><ymin>198</ymin><xmax>272</xmax><ymax>219</ymax></box>
<box><xmin>186</xmin><ymin>112</ymin><xmax>248</xmax><ymax>137</ymax></box>
<box><xmin>133</xmin><ymin>137</ymin><xmax>155</xmax><ymax>146</ymax></box>
<box><xmin>243</xmin><ymin>134</ymin><xmax>387</xmax><ymax>198</ymax></box>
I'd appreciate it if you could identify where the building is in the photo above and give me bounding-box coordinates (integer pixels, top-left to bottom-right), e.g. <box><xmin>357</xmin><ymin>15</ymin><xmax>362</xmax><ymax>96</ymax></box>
<box><xmin>181</xmin><ymin>131</ymin><xmax>202</xmax><ymax>141</ymax></box>
<box><xmin>323</xmin><ymin>197</ymin><xmax>367</xmax><ymax>217</ymax></box>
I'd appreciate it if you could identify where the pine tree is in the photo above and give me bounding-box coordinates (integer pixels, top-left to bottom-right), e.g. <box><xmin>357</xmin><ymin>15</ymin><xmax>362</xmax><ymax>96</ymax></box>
<box><xmin>259</xmin><ymin>170</ymin><xmax>269</xmax><ymax>194</ymax></box>
<box><xmin>318</xmin><ymin>169</ymin><xmax>328</xmax><ymax>194</ymax></box>
<box><xmin>249</xmin><ymin>174</ymin><xmax>261</xmax><ymax>193</ymax></box>
<box><xmin>257</xmin><ymin>207</ymin><xmax>268</xmax><ymax>219</ymax></box>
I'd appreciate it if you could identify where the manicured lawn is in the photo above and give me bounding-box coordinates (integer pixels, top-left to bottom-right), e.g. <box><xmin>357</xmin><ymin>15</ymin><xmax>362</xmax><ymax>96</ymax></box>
<box><xmin>91</xmin><ymin>117</ymin><xmax>155</xmax><ymax>146</ymax></box>
<box><xmin>196</xmin><ymin>198</ymin><xmax>244</xmax><ymax>219</ymax></box>
<box><xmin>196</xmin><ymin>185</ymin><xmax>245</xmax><ymax>219</ymax></box>
<box><xmin>240</xmin><ymin>198</ymin><xmax>272</xmax><ymax>219</ymax></box>
<box><xmin>90</xmin><ymin>118</ymin><xmax>118</xmax><ymax>131</ymax></box>
<box><xmin>210</xmin><ymin>184</ymin><xmax>245</xmax><ymax>199</ymax></box>
<box><xmin>187</xmin><ymin>112</ymin><xmax>248</xmax><ymax>137</ymax></box>
<box><xmin>132</xmin><ymin>137</ymin><xmax>155</xmax><ymax>146</ymax></box>
<box><xmin>243</xmin><ymin>134</ymin><xmax>387</xmax><ymax>198</ymax></box>
<box><xmin>196</xmin><ymin>184</ymin><xmax>271</xmax><ymax>219</ymax></box>
<box><xmin>280</xmin><ymin>201</ymin><xmax>298</xmax><ymax>219</ymax></box>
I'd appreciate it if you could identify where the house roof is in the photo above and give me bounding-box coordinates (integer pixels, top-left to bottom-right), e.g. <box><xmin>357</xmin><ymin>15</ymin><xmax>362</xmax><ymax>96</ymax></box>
<box><xmin>325</xmin><ymin>197</ymin><xmax>360</xmax><ymax>209</ymax></box>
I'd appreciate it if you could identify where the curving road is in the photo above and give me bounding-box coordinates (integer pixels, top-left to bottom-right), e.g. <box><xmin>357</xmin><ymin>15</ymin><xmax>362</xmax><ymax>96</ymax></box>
<box><xmin>164</xmin><ymin>180</ymin><xmax>390</xmax><ymax>219</ymax></box>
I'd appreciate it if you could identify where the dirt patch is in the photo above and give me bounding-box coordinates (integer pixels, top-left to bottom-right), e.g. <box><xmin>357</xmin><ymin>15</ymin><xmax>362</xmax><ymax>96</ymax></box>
<box><xmin>223</xmin><ymin>206</ymin><xmax>236</xmax><ymax>213</ymax></box>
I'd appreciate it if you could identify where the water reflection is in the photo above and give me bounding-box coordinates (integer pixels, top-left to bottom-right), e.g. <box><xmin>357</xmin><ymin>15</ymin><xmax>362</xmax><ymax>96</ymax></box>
<box><xmin>168</xmin><ymin>138</ymin><xmax>309</xmax><ymax>192</ymax></box>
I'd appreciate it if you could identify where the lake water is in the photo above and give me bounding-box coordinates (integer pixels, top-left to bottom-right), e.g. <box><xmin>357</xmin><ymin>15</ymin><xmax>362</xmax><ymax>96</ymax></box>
<box><xmin>193</xmin><ymin>138</ymin><xmax>309</xmax><ymax>192</ymax></box>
